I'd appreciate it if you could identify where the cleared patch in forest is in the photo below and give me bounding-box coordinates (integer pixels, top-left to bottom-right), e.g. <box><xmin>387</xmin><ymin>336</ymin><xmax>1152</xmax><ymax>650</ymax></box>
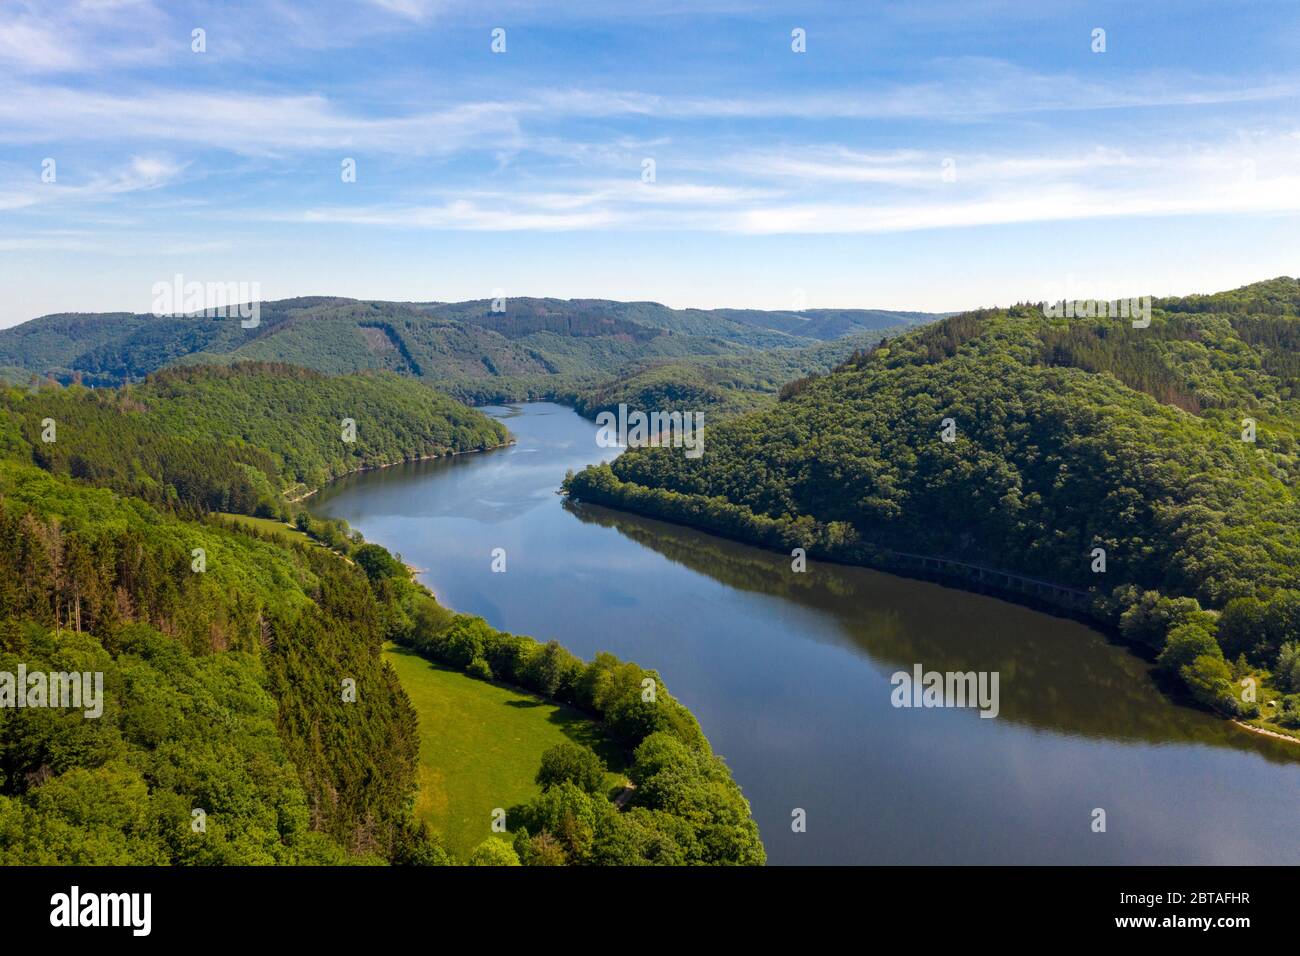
<box><xmin>382</xmin><ymin>642</ymin><xmax>624</xmax><ymax>859</ymax></box>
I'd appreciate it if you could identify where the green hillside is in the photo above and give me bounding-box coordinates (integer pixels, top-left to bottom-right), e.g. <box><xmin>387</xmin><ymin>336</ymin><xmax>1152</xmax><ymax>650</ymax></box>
<box><xmin>0</xmin><ymin>363</ymin><xmax>508</xmax><ymax>513</ymax></box>
<box><xmin>566</xmin><ymin>278</ymin><xmax>1300</xmax><ymax>736</ymax></box>
<box><xmin>566</xmin><ymin>327</ymin><xmax>921</xmax><ymax>421</ymax></box>
<box><xmin>0</xmin><ymin>362</ymin><xmax>765</xmax><ymax>865</ymax></box>
<box><xmin>0</xmin><ymin>462</ymin><xmax>420</xmax><ymax>863</ymax></box>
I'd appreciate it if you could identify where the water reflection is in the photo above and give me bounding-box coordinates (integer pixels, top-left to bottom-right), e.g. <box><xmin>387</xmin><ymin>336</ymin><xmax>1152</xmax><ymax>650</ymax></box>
<box><xmin>567</xmin><ymin>500</ymin><xmax>1299</xmax><ymax>761</ymax></box>
<box><xmin>313</xmin><ymin>402</ymin><xmax>1300</xmax><ymax>864</ymax></box>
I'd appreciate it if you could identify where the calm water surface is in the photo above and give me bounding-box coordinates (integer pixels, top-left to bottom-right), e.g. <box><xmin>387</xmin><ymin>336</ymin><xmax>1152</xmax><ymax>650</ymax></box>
<box><xmin>313</xmin><ymin>402</ymin><xmax>1300</xmax><ymax>865</ymax></box>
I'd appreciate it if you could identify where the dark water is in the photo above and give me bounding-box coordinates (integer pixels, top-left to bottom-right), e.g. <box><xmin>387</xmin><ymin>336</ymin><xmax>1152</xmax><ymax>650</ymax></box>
<box><xmin>313</xmin><ymin>402</ymin><xmax>1300</xmax><ymax>865</ymax></box>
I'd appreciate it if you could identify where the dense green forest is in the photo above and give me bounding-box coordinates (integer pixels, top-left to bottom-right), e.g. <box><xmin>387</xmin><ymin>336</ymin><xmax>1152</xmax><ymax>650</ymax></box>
<box><xmin>0</xmin><ymin>463</ymin><xmax>420</xmax><ymax>862</ymax></box>
<box><xmin>566</xmin><ymin>278</ymin><xmax>1300</xmax><ymax>736</ymax></box>
<box><xmin>0</xmin><ymin>363</ymin><xmax>508</xmax><ymax>513</ymax></box>
<box><xmin>564</xmin><ymin>328</ymin><xmax>913</xmax><ymax>421</ymax></box>
<box><xmin>0</xmin><ymin>363</ymin><xmax>764</xmax><ymax>864</ymax></box>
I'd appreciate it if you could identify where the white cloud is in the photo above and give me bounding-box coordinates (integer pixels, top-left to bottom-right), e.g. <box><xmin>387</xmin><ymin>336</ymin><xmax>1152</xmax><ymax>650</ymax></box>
<box><xmin>722</xmin><ymin>146</ymin><xmax>1152</xmax><ymax>189</ymax></box>
<box><xmin>0</xmin><ymin>19</ymin><xmax>83</xmax><ymax>71</ymax></box>
<box><xmin>365</xmin><ymin>0</ymin><xmax>444</xmax><ymax>20</ymax></box>
<box><xmin>524</xmin><ymin>64</ymin><xmax>1300</xmax><ymax>121</ymax></box>
<box><xmin>0</xmin><ymin>1</ymin><xmax>169</xmax><ymax>74</ymax></box>
<box><xmin>0</xmin><ymin>86</ymin><xmax>524</xmax><ymax>155</ymax></box>
<box><xmin>726</xmin><ymin>170</ymin><xmax>1300</xmax><ymax>236</ymax></box>
<box><xmin>295</xmin><ymin>200</ymin><xmax>620</xmax><ymax>231</ymax></box>
<box><xmin>6</xmin><ymin>58</ymin><xmax>1300</xmax><ymax>158</ymax></box>
<box><xmin>238</xmin><ymin>131</ymin><xmax>1300</xmax><ymax>236</ymax></box>
<box><xmin>0</xmin><ymin>155</ymin><xmax>184</xmax><ymax>212</ymax></box>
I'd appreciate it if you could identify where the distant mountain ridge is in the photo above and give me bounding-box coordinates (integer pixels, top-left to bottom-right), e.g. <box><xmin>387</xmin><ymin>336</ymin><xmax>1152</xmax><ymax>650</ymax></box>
<box><xmin>0</xmin><ymin>296</ymin><xmax>940</xmax><ymax>398</ymax></box>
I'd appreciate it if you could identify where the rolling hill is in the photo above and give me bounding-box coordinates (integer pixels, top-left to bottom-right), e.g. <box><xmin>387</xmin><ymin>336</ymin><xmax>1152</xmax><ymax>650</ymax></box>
<box><xmin>565</xmin><ymin>277</ymin><xmax>1300</xmax><ymax>736</ymax></box>
<box><xmin>0</xmin><ymin>297</ymin><xmax>939</xmax><ymax>404</ymax></box>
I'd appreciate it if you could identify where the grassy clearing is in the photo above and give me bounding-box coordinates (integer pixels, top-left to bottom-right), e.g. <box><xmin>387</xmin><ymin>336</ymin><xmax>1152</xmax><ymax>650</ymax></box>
<box><xmin>382</xmin><ymin>642</ymin><xmax>625</xmax><ymax>859</ymax></box>
<box><xmin>216</xmin><ymin>512</ymin><xmax>323</xmax><ymax>549</ymax></box>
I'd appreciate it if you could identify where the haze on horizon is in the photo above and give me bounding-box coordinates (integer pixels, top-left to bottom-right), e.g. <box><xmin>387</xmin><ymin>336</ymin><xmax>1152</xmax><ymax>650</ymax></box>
<box><xmin>1</xmin><ymin>0</ymin><xmax>1298</xmax><ymax>327</ymax></box>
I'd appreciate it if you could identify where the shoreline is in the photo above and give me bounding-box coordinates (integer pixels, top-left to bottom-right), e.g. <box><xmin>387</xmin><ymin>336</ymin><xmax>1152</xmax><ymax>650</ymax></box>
<box><xmin>1233</xmin><ymin>719</ymin><xmax>1300</xmax><ymax>745</ymax></box>
<box><xmin>564</xmin><ymin>493</ymin><xmax>1300</xmax><ymax>749</ymax></box>
<box><xmin>287</xmin><ymin>439</ymin><xmax>515</xmax><ymax>503</ymax></box>
<box><xmin>298</xmin><ymin>437</ymin><xmax>520</xmax><ymax>595</ymax></box>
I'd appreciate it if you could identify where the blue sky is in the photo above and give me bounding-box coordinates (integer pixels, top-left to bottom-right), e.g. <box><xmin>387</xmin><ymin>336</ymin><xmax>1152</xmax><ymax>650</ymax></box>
<box><xmin>1</xmin><ymin>0</ymin><xmax>1298</xmax><ymax>326</ymax></box>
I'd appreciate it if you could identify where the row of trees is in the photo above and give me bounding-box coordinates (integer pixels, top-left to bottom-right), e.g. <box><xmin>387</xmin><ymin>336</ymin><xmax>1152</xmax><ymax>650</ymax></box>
<box><xmin>354</xmin><ymin>546</ymin><xmax>766</xmax><ymax>865</ymax></box>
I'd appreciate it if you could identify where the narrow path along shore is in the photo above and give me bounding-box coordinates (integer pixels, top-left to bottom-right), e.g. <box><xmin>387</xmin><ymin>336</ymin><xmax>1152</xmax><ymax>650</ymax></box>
<box><xmin>1234</xmin><ymin>719</ymin><xmax>1300</xmax><ymax>745</ymax></box>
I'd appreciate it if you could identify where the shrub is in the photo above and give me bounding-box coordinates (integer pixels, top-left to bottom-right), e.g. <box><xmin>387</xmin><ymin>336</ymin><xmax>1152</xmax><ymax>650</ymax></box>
<box><xmin>1119</xmin><ymin>593</ymin><xmax>1209</xmax><ymax>649</ymax></box>
<box><xmin>535</xmin><ymin>742</ymin><xmax>606</xmax><ymax>795</ymax></box>
<box><xmin>1276</xmin><ymin>642</ymin><xmax>1300</xmax><ymax>693</ymax></box>
<box><xmin>1179</xmin><ymin>654</ymin><xmax>1239</xmax><ymax>715</ymax></box>
<box><xmin>467</xmin><ymin>837</ymin><xmax>520</xmax><ymax>866</ymax></box>
<box><xmin>1157</xmin><ymin>623</ymin><xmax>1221</xmax><ymax>674</ymax></box>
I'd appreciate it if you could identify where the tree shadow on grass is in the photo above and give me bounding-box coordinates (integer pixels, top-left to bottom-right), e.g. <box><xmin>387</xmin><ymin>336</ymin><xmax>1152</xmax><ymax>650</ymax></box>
<box><xmin>387</xmin><ymin>642</ymin><xmax>631</xmax><ymax>775</ymax></box>
<box><xmin>546</xmin><ymin>707</ymin><xmax>630</xmax><ymax>776</ymax></box>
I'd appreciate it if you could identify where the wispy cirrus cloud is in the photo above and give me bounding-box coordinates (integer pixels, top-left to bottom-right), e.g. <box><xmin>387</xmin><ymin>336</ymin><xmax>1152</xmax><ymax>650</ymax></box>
<box><xmin>0</xmin><ymin>86</ymin><xmax>524</xmax><ymax>155</ymax></box>
<box><xmin>254</xmin><ymin>131</ymin><xmax>1300</xmax><ymax>235</ymax></box>
<box><xmin>0</xmin><ymin>155</ymin><xmax>185</xmax><ymax>212</ymax></box>
<box><xmin>5</xmin><ymin>60</ymin><xmax>1300</xmax><ymax>157</ymax></box>
<box><xmin>524</xmin><ymin>63</ymin><xmax>1300</xmax><ymax>120</ymax></box>
<box><xmin>726</xmin><ymin>177</ymin><xmax>1300</xmax><ymax>235</ymax></box>
<box><xmin>0</xmin><ymin>19</ymin><xmax>83</xmax><ymax>71</ymax></box>
<box><xmin>0</xmin><ymin>0</ymin><xmax>170</xmax><ymax>74</ymax></box>
<box><xmin>364</xmin><ymin>0</ymin><xmax>446</xmax><ymax>21</ymax></box>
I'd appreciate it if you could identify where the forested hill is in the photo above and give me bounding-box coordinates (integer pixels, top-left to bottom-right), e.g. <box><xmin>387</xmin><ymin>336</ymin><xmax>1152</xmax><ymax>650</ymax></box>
<box><xmin>566</xmin><ymin>277</ymin><xmax>1300</xmax><ymax>735</ymax></box>
<box><xmin>0</xmin><ymin>363</ymin><xmax>508</xmax><ymax>514</ymax></box>
<box><xmin>563</xmin><ymin>327</ymin><xmax>909</xmax><ymax>421</ymax></box>
<box><xmin>0</xmin><ymin>296</ymin><xmax>937</xmax><ymax>402</ymax></box>
<box><xmin>0</xmin><ymin>460</ymin><xmax>424</xmax><ymax>863</ymax></box>
<box><xmin>0</xmin><ymin>361</ymin><xmax>764</xmax><ymax>865</ymax></box>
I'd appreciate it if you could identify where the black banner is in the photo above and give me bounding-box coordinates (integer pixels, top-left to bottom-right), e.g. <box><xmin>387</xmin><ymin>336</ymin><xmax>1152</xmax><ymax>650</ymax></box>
<box><xmin>0</xmin><ymin>865</ymin><xmax>1283</xmax><ymax>942</ymax></box>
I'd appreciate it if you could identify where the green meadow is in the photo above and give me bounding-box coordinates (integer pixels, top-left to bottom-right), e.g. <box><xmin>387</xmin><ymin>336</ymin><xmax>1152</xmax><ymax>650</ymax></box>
<box><xmin>216</xmin><ymin>512</ymin><xmax>324</xmax><ymax>549</ymax></box>
<box><xmin>382</xmin><ymin>642</ymin><xmax>625</xmax><ymax>859</ymax></box>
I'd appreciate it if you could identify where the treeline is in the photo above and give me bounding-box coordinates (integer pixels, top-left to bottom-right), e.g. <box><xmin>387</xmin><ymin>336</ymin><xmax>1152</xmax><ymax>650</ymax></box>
<box><xmin>566</xmin><ymin>462</ymin><xmax>854</xmax><ymax>556</ymax></box>
<box><xmin>462</xmin><ymin>310</ymin><xmax>665</xmax><ymax>343</ymax></box>
<box><xmin>122</xmin><ymin>363</ymin><xmax>509</xmax><ymax>492</ymax></box>
<box><xmin>353</xmin><ymin>544</ymin><xmax>766</xmax><ymax>865</ymax></box>
<box><xmin>565</xmin><ymin>279</ymin><xmax>1300</xmax><ymax>736</ymax></box>
<box><xmin>1103</xmin><ymin>586</ymin><xmax>1300</xmax><ymax>726</ymax></box>
<box><xmin>13</xmin><ymin>383</ymin><xmax>280</xmax><ymax>515</ymax></box>
<box><xmin>1157</xmin><ymin>276</ymin><xmax>1300</xmax><ymax>317</ymax></box>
